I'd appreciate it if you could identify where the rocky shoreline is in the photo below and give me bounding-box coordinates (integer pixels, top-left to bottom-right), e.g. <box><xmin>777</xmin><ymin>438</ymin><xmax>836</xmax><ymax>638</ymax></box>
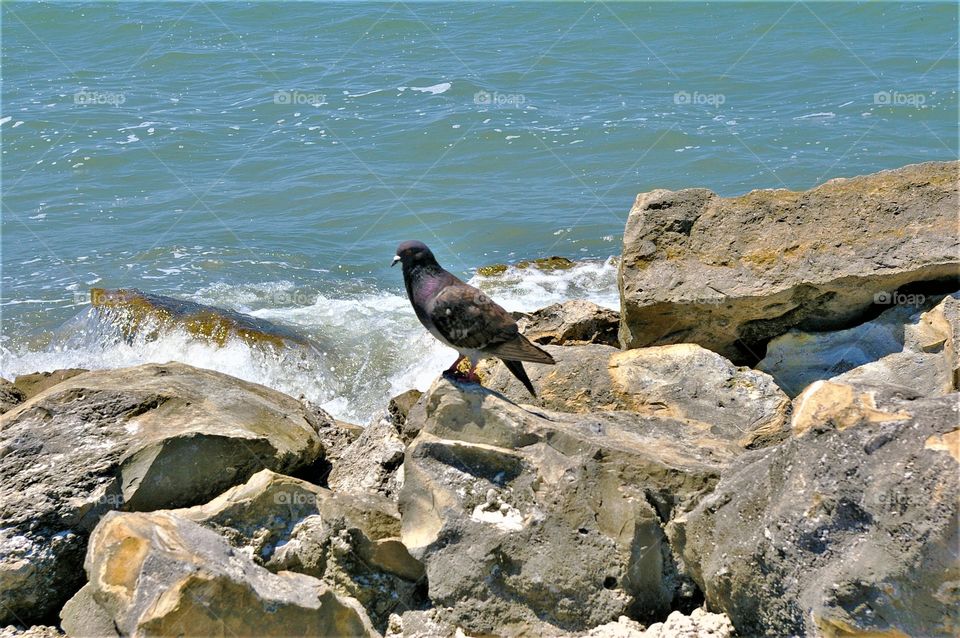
<box><xmin>1</xmin><ymin>161</ymin><xmax>958</xmax><ymax>637</ymax></box>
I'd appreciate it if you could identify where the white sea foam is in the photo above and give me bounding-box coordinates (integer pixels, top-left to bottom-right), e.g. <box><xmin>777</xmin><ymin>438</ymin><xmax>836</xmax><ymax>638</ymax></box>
<box><xmin>793</xmin><ymin>112</ymin><xmax>836</xmax><ymax>120</ymax></box>
<box><xmin>408</xmin><ymin>82</ymin><xmax>452</xmax><ymax>95</ymax></box>
<box><xmin>0</xmin><ymin>258</ymin><xmax>618</xmax><ymax>424</ymax></box>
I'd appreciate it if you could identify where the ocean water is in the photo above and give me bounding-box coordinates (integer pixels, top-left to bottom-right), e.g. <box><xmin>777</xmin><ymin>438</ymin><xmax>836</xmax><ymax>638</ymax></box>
<box><xmin>2</xmin><ymin>2</ymin><xmax>957</xmax><ymax>422</ymax></box>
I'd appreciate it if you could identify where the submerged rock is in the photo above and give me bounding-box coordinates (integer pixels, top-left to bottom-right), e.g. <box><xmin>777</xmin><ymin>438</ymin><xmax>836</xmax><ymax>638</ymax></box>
<box><xmin>676</xmin><ymin>381</ymin><xmax>960</xmax><ymax>636</ymax></box>
<box><xmin>618</xmin><ymin>161</ymin><xmax>960</xmax><ymax>363</ymax></box>
<box><xmin>758</xmin><ymin>292</ymin><xmax>959</xmax><ymax>397</ymax></box>
<box><xmin>482</xmin><ymin>343</ymin><xmax>790</xmax><ymax>448</ymax></box>
<box><xmin>476</xmin><ymin>256</ymin><xmax>576</xmax><ymax>277</ymax></box>
<box><xmin>0</xmin><ymin>362</ymin><xmax>324</xmax><ymax>626</ymax></box>
<box><xmin>399</xmin><ymin>377</ymin><xmax>744</xmax><ymax>635</ymax></box>
<box><xmin>89</xmin><ymin>287</ymin><xmax>317</xmax><ymax>349</ymax></box>
<box><xmin>77</xmin><ymin>510</ymin><xmax>378</xmax><ymax>636</ymax></box>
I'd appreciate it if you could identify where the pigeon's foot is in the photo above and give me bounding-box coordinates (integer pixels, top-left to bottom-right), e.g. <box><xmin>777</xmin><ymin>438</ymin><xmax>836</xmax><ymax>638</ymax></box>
<box><xmin>443</xmin><ymin>356</ymin><xmax>482</xmax><ymax>385</ymax></box>
<box><xmin>444</xmin><ymin>355</ymin><xmax>468</xmax><ymax>375</ymax></box>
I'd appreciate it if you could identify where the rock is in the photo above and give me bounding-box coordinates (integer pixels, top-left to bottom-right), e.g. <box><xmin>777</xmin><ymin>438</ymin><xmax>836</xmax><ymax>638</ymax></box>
<box><xmin>302</xmin><ymin>400</ymin><xmax>364</xmax><ymax>485</ymax></box>
<box><xmin>675</xmin><ymin>381</ymin><xmax>960</xmax><ymax>636</ymax></box>
<box><xmin>481</xmin><ymin>343</ymin><xmax>790</xmax><ymax>448</ymax></box>
<box><xmin>618</xmin><ymin>161</ymin><xmax>960</xmax><ymax>363</ymax></box>
<box><xmin>399</xmin><ymin>377</ymin><xmax>744</xmax><ymax>635</ymax></box>
<box><xmin>582</xmin><ymin>608</ymin><xmax>735</xmax><ymax>638</ymax></box>
<box><xmin>173</xmin><ymin>468</ymin><xmax>424</xmax><ymax>630</ymax></box>
<box><xmin>59</xmin><ymin>583</ymin><xmax>118</xmax><ymax>638</ymax></box>
<box><xmin>12</xmin><ymin>369</ymin><xmax>87</xmax><ymax>402</ymax></box>
<box><xmin>0</xmin><ymin>627</ymin><xmax>63</xmax><ymax>638</ymax></box>
<box><xmin>0</xmin><ymin>362</ymin><xmax>324</xmax><ymax>626</ymax></box>
<box><xmin>758</xmin><ymin>293</ymin><xmax>959</xmax><ymax>397</ymax></box>
<box><xmin>89</xmin><ymin>287</ymin><xmax>318</xmax><ymax>349</ymax></box>
<box><xmin>81</xmin><ymin>510</ymin><xmax>378</xmax><ymax>636</ymax></box>
<box><xmin>0</xmin><ymin>379</ymin><xmax>25</xmax><ymax>415</ymax></box>
<box><xmin>516</xmin><ymin>300</ymin><xmax>620</xmax><ymax>347</ymax></box>
<box><xmin>388</xmin><ymin>388</ymin><xmax>423</xmax><ymax>431</ymax></box>
<box><xmin>384</xmin><ymin>609</ymin><xmax>465</xmax><ymax>638</ymax></box>
<box><xmin>477</xmin><ymin>256</ymin><xmax>576</xmax><ymax>277</ymax></box>
<box><xmin>328</xmin><ymin>410</ymin><xmax>407</xmax><ymax>500</ymax></box>
<box><xmin>833</xmin><ymin>292</ymin><xmax>959</xmax><ymax>395</ymax></box>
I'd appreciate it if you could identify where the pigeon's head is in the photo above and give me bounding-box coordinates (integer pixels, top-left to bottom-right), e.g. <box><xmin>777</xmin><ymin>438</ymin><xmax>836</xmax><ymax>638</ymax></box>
<box><xmin>392</xmin><ymin>240</ymin><xmax>437</xmax><ymax>269</ymax></box>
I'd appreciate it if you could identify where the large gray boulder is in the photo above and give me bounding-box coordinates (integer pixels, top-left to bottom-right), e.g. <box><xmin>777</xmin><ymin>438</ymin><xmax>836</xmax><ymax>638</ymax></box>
<box><xmin>619</xmin><ymin>161</ymin><xmax>960</xmax><ymax>363</ymax></box>
<box><xmin>481</xmin><ymin>343</ymin><xmax>790</xmax><ymax>448</ymax></box>
<box><xmin>0</xmin><ymin>362</ymin><xmax>324</xmax><ymax>626</ymax></box>
<box><xmin>399</xmin><ymin>377</ymin><xmax>748</xmax><ymax>635</ymax></box>
<box><xmin>76</xmin><ymin>510</ymin><xmax>377</xmax><ymax>636</ymax></box>
<box><xmin>674</xmin><ymin>380</ymin><xmax>960</xmax><ymax>636</ymax></box>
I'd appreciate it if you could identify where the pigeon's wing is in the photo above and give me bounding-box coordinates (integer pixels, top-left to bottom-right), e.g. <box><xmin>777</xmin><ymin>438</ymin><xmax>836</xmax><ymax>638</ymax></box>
<box><xmin>429</xmin><ymin>282</ymin><xmax>519</xmax><ymax>351</ymax></box>
<box><xmin>429</xmin><ymin>282</ymin><xmax>556</xmax><ymax>365</ymax></box>
<box><xmin>483</xmin><ymin>333</ymin><xmax>556</xmax><ymax>364</ymax></box>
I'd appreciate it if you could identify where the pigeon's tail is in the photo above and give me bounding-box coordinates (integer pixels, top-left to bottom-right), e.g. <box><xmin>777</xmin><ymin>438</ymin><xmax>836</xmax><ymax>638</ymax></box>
<box><xmin>503</xmin><ymin>359</ymin><xmax>537</xmax><ymax>397</ymax></box>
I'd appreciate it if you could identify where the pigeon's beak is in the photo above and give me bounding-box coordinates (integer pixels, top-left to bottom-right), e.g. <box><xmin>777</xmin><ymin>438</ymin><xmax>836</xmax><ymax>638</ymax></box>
<box><xmin>391</xmin><ymin>255</ymin><xmax>401</xmax><ymax>268</ymax></box>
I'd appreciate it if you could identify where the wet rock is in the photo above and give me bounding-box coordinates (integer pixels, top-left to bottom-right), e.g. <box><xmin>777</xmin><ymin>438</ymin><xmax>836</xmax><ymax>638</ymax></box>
<box><xmin>618</xmin><ymin>161</ymin><xmax>960</xmax><ymax>363</ymax></box>
<box><xmin>481</xmin><ymin>343</ymin><xmax>790</xmax><ymax>448</ymax></box>
<box><xmin>517</xmin><ymin>300</ymin><xmax>620</xmax><ymax>347</ymax></box>
<box><xmin>675</xmin><ymin>381</ymin><xmax>959</xmax><ymax>636</ymax></box>
<box><xmin>172</xmin><ymin>468</ymin><xmax>424</xmax><ymax>630</ymax></box>
<box><xmin>758</xmin><ymin>293</ymin><xmax>959</xmax><ymax>397</ymax></box>
<box><xmin>0</xmin><ymin>362</ymin><xmax>324</xmax><ymax>626</ymax></box>
<box><xmin>89</xmin><ymin>287</ymin><xmax>318</xmax><ymax>350</ymax></box>
<box><xmin>399</xmin><ymin>377</ymin><xmax>743</xmax><ymax>635</ymax></box>
<box><xmin>477</xmin><ymin>256</ymin><xmax>576</xmax><ymax>277</ymax></box>
<box><xmin>81</xmin><ymin>510</ymin><xmax>377</xmax><ymax>636</ymax></box>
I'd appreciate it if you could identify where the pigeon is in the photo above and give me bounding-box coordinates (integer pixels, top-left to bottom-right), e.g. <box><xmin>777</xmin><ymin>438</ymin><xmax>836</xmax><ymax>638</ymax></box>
<box><xmin>393</xmin><ymin>240</ymin><xmax>555</xmax><ymax>396</ymax></box>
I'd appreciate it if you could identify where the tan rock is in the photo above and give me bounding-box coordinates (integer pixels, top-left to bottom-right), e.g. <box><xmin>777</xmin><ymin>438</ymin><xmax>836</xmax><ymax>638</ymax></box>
<box><xmin>171</xmin><ymin>468</ymin><xmax>424</xmax><ymax>630</ymax></box>
<box><xmin>618</xmin><ymin>161</ymin><xmax>960</xmax><ymax>363</ymax></box>
<box><xmin>517</xmin><ymin>300</ymin><xmax>620</xmax><ymax>347</ymax></box>
<box><xmin>677</xmin><ymin>384</ymin><xmax>960</xmax><ymax>636</ymax></box>
<box><xmin>791</xmin><ymin>380</ymin><xmax>913</xmax><ymax>436</ymax></box>
<box><xmin>399</xmin><ymin>377</ymin><xmax>743</xmax><ymax>635</ymax></box>
<box><xmin>0</xmin><ymin>362</ymin><xmax>324</xmax><ymax>626</ymax></box>
<box><xmin>0</xmin><ymin>378</ymin><xmax>25</xmax><ymax>415</ymax></box>
<box><xmin>83</xmin><ymin>510</ymin><xmax>378</xmax><ymax>636</ymax></box>
<box><xmin>12</xmin><ymin>368</ymin><xmax>87</xmax><ymax>402</ymax></box>
<box><xmin>481</xmin><ymin>343</ymin><xmax>790</xmax><ymax>448</ymax></box>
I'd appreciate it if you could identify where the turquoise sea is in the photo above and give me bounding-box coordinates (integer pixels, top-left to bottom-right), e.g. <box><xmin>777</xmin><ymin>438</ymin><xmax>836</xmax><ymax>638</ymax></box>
<box><xmin>2</xmin><ymin>2</ymin><xmax>958</xmax><ymax>421</ymax></box>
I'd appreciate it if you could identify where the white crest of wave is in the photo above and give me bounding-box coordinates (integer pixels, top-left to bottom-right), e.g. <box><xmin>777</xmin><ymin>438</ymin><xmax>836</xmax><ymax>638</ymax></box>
<box><xmin>0</xmin><ymin>258</ymin><xmax>619</xmax><ymax>425</ymax></box>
